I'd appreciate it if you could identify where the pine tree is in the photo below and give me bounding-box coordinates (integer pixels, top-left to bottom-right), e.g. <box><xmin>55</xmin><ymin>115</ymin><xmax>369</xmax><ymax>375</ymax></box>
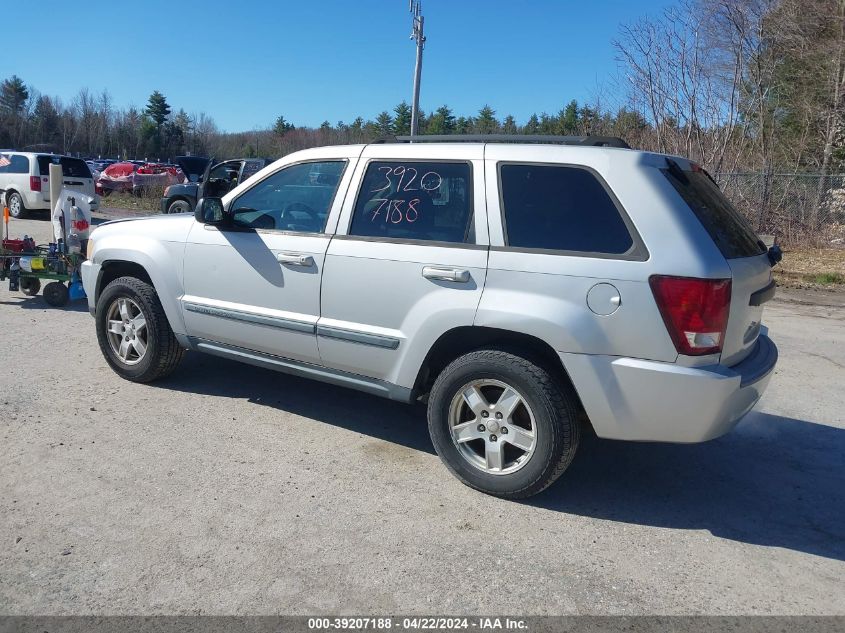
<box><xmin>145</xmin><ymin>90</ymin><xmax>171</xmax><ymax>127</ymax></box>
<box><xmin>392</xmin><ymin>101</ymin><xmax>412</xmax><ymax>136</ymax></box>
<box><xmin>427</xmin><ymin>105</ymin><xmax>455</xmax><ymax>134</ymax></box>
<box><xmin>375</xmin><ymin>111</ymin><xmax>393</xmax><ymax>136</ymax></box>
<box><xmin>0</xmin><ymin>76</ymin><xmax>29</xmax><ymax>114</ymax></box>
<box><xmin>475</xmin><ymin>105</ymin><xmax>499</xmax><ymax>134</ymax></box>
<box><xmin>524</xmin><ymin>113</ymin><xmax>540</xmax><ymax>135</ymax></box>
<box><xmin>502</xmin><ymin>115</ymin><xmax>518</xmax><ymax>134</ymax></box>
<box><xmin>273</xmin><ymin>115</ymin><xmax>294</xmax><ymax>137</ymax></box>
<box><xmin>559</xmin><ymin>100</ymin><xmax>579</xmax><ymax>135</ymax></box>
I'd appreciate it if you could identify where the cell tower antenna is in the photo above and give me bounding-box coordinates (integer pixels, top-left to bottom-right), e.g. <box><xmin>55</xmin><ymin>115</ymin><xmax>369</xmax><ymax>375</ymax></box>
<box><xmin>409</xmin><ymin>0</ymin><xmax>425</xmax><ymax>137</ymax></box>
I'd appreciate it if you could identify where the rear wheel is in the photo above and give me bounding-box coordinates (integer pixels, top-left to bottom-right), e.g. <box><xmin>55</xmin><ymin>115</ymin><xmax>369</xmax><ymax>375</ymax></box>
<box><xmin>95</xmin><ymin>276</ymin><xmax>184</xmax><ymax>382</ymax></box>
<box><xmin>43</xmin><ymin>281</ymin><xmax>69</xmax><ymax>306</ymax></box>
<box><xmin>428</xmin><ymin>349</ymin><xmax>580</xmax><ymax>499</ymax></box>
<box><xmin>7</xmin><ymin>192</ymin><xmax>27</xmax><ymax>219</ymax></box>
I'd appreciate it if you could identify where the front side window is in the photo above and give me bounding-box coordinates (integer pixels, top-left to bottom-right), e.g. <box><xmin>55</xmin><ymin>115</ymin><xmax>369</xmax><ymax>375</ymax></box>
<box><xmin>349</xmin><ymin>161</ymin><xmax>473</xmax><ymax>244</ymax></box>
<box><xmin>229</xmin><ymin>160</ymin><xmax>345</xmax><ymax>233</ymax></box>
<box><xmin>499</xmin><ymin>164</ymin><xmax>635</xmax><ymax>255</ymax></box>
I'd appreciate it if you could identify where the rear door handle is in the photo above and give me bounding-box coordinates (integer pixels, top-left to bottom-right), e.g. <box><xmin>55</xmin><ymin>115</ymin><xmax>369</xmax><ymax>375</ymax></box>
<box><xmin>276</xmin><ymin>252</ymin><xmax>314</xmax><ymax>267</ymax></box>
<box><xmin>422</xmin><ymin>266</ymin><xmax>470</xmax><ymax>283</ymax></box>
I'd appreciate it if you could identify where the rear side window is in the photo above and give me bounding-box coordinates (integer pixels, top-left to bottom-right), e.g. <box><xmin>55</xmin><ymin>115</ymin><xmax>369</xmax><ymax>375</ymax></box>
<box><xmin>663</xmin><ymin>167</ymin><xmax>765</xmax><ymax>259</ymax></box>
<box><xmin>499</xmin><ymin>164</ymin><xmax>634</xmax><ymax>255</ymax></box>
<box><xmin>37</xmin><ymin>156</ymin><xmax>92</xmax><ymax>178</ymax></box>
<box><xmin>2</xmin><ymin>155</ymin><xmax>30</xmax><ymax>174</ymax></box>
<box><xmin>0</xmin><ymin>154</ymin><xmax>29</xmax><ymax>174</ymax></box>
<box><xmin>350</xmin><ymin>161</ymin><xmax>473</xmax><ymax>244</ymax></box>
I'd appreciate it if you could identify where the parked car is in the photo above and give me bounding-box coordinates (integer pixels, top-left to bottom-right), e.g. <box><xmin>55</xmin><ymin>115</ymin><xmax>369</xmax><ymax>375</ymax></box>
<box><xmin>160</xmin><ymin>157</ymin><xmax>271</xmax><ymax>214</ymax></box>
<box><xmin>96</xmin><ymin>161</ymin><xmax>183</xmax><ymax>197</ymax></box>
<box><xmin>0</xmin><ymin>152</ymin><xmax>96</xmax><ymax>218</ymax></box>
<box><xmin>81</xmin><ymin>136</ymin><xmax>779</xmax><ymax>498</ymax></box>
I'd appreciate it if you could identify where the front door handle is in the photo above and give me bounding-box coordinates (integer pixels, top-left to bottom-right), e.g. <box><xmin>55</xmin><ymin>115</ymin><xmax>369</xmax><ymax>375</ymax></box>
<box><xmin>422</xmin><ymin>266</ymin><xmax>470</xmax><ymax>283</ymax></box>
<box><xmin>276</xmin><ymin>252</ymin><xmax>314</xmax><ymax>267</ymax></box>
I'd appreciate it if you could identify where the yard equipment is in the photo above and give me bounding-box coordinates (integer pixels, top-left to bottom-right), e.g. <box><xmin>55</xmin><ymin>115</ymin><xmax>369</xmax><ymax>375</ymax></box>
<box><xmin>1</xmin><ymin>187</ymin><xmax>92</xmax><ymax>307</ymax></box>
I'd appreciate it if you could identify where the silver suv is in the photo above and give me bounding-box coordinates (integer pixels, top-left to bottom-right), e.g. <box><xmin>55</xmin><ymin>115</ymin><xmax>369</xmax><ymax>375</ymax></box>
<box><xmin>81</xmin><ymin>136</ymin><xmax>779</xmax><ymax>498</ymax></box>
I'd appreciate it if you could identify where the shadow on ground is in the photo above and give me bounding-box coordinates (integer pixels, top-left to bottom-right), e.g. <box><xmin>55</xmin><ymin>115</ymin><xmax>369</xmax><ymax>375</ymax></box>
<box><xmin>0</xmin><ymin>295</ymin><xmax>88</xmax><ymax>312</ymax></box>
<box><xmin>158</xmin><ymin>352</ymin><xmax>845</xmax><ymax>562</ymax></box>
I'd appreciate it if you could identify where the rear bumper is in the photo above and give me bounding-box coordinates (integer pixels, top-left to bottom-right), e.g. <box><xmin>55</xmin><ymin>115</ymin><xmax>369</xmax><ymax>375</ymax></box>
<box><xmin>561</xmin><ymin>334</ymin><xmax>778</xmax><ymax>443</ymax></box>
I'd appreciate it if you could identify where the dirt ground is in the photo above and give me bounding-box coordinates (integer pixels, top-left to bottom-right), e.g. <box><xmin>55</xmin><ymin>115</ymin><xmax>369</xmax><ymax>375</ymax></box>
<box><xmin>1</xmin><ymin>214</ymin><xmax>843</xmax><ymax>615</ymax></box>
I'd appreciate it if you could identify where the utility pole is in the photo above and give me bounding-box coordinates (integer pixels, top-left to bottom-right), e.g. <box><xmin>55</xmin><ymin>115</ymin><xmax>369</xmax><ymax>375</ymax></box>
<box><xmin>409</xmin><ymin>0</ymin><xmax>425</xmax><ymax>137</ymax></box>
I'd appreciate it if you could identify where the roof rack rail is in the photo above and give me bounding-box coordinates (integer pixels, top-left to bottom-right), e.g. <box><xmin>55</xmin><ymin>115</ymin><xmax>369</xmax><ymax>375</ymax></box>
<box><xmin>393</xmin><ymin>134</ymin><xmax>631</xmax><ymax>149</ymax></box>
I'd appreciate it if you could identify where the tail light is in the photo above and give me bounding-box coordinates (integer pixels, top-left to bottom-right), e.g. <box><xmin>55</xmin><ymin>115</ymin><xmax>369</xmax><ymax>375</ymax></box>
<box><xmin>30</xmin><ymin>176</ymin><xmax>41</xmax><ymax>192</ymax></box>
<box><xmin>649</xmin><ymin>275</ymin><xmax>731</xmax><ymax>356</ymax></box>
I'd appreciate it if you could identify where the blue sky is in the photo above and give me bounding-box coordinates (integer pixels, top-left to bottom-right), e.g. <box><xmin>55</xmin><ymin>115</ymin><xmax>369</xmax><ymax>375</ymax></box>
<box><xmin>2</xmin><ymin>0</ymin><xmax>672</xmax><ymax>132</ymax></box>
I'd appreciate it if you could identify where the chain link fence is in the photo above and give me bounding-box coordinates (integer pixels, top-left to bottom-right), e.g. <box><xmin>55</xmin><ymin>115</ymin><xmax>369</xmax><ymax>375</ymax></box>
<box><xmin>715</xmin><ymin>173</ymin><xmax>845</xmax><ymax>247</ymax></box>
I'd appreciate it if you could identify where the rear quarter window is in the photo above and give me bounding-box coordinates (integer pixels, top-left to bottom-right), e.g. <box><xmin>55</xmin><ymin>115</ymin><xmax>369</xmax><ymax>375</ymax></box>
<box><xmin>0</xmin><ymin>155</ymin><xmax>29</xmax><ymax>174</ymax></box>
<box><xmin>499</xmin><ymin>163</ymin><xmax>635</xmax><ymax>255</ymax></box>
<box><xmin>662</xmin><ymin>166</ymin><xmax>765</xmax><ymax>259</ymax></box>
<box><xmin>38</xmin><ymin>156</ymin><xmax>92</xmax><ymax>179</ymax></box>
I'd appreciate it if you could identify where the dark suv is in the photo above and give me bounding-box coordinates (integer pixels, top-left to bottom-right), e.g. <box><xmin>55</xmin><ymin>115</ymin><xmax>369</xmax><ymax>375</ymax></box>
<box><xmin>160</xmin><ymin>157</ymin><xmax>271</xmax><ymax>214</ymax></box>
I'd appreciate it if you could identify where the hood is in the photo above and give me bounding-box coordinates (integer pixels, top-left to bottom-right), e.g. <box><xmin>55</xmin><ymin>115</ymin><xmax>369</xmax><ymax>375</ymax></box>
<box><xmin>92</xmin><ymin>213</ymin><xmax>196</xmax><ymax>244</ymax></box>
<box><xmin>176</xmin><ymin>156</ymin><xmax>211</xmax><ymax>183</ymax></box>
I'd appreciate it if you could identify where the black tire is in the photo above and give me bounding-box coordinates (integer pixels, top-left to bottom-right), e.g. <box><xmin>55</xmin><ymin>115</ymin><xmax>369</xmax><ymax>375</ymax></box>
<box><xmin>7</xmin><ymin>191</ymin><xmax>27</xmax><ymax>219</ymax></box>
<box><xmin>427</xmin><ymin>349</ymin><xmax>580</xmax><ymax>499</ymax></box>
<box><xmin>20</xmin><ymin>277</ymin><xmax>41</xmax><ymax>296</ymax></box>
<box><xmin>95</xmin><ymin>276</ymin><xmax>184</xmax><ymax>382</ymax></box>
<box><xmin>43</xmin><ymin>281</ymin><xmax>69</xmax><ymax>306</ymax></box>
<box><xmin>166</xmin><ymin>198</ymin><xmax>192</xmax><ymax>214</ymax></box>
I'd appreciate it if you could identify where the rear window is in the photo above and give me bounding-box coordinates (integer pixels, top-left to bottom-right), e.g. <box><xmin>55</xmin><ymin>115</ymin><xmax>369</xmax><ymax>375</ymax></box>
<box><xmin>37</xmin><ymin>156</ymin><xmax>92</xmax><ymax>179</ymax></box>
<box><xmin>499</xmin><ymin>164</ymin><xmax>634</xmax><ymax>255</ymax></box>
<box><xmin>663</xmin><ymin>166</ymin><xmax>765</xmax><ymax>259</ymax></box>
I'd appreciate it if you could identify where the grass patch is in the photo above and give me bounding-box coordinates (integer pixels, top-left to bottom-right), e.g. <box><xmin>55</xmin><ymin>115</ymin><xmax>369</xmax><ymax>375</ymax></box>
<box><xmin>812</xmin><ymin>272</ymin><xmax>844</xmax><ymax>285</ymax></box>
<box><xmin>99</xmin><ymin>189</ymin><xmax>163</xmax><ymax>213</ymax></box>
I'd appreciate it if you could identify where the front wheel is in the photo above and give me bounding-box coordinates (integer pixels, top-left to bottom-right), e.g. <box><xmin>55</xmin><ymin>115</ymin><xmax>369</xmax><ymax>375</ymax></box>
<box><xmin>95</xmin><ymin>276</ymin><xmax>184</xmax><ymax>382</ymax></box>
<box><xmin>20</xmin><ymin>277</ymin><xmax>41</xmax><ymax>296</ymax></box>
<box><xmin>428</xmin><ymin>349</ymin><xmax>580</xmax><ymax>499</ymax></box>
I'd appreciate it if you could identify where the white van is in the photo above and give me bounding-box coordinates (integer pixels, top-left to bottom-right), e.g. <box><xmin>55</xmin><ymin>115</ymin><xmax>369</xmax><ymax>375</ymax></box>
<box><xmin>0</xmin><ymin>152</ymin><xmax>97</xmax><ymax>218</ymax></box>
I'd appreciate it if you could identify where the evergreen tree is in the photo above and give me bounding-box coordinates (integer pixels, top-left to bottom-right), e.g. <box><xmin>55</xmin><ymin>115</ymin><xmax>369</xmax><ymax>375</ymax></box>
<box><xmin>0</xmin><ymin>76</ymin><xmax>29</xmax><ymax>114</ymax></box>
<box><xmin>426</xmin><ymin>105</ymin><xmax>455</xmax><ymax>134</ymax></box>
<box><xmin>273</xmin><ymin>115</ymin><xmax>294</xmax><ymax>137</ymax></box>
<box><xmin>32</xmin><ymin>95</ymin><xmax>60</xmax><ymax>144</ymax></box>
<box><xmin>145</xmin><ymin>90</ymin><xmax>171</xmax><ymax>127</ymax></box>
<box><xmin>392</xmin><ymin>101</ymin><xmax>412</xmax><ymax>136</ymax></box>
<box><xmin>455</xmin><ymin>116</ymin><xmax>473</xmax><ymax>135</ymax></box>
<box><xmin>375</xmin><ymin>111</ymin><xmax>393</xmax><ymax>136</ymax></box>
<box><xmin>524</xmin><ymin>113</ymin><xmax>540</xmax><ymax>135</ymax></box>
<box><xmin>474</xmin><ymin>105</ymin><xmax>499</xmax><ymax>134</ymax></box>
<box><xmin>502</xmin><ymin>114</ymin><xmax>518</xmax><ymax>134</ymax></box>
<box><xmin>559</xmin><ymin>100</ymin><xmax>579</xmax><ymax>135</ymax></box>
<box><xmin>538</xmin><ymin>112</ymin><xmax>555</xmax><ymax>135</ymax></box>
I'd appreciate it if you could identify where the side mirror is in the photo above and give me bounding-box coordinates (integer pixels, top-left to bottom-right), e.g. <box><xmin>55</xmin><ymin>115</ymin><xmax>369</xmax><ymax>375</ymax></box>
<box><xmin>194</xmin><ymin>197</ymin><xmax>226</xmax><ymax>225</ymax></box>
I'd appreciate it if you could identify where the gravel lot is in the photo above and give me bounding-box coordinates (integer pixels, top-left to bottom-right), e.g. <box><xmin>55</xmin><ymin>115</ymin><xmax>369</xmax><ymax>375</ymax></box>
<box><xmin>1</xmin><ymin>215</ymin><xmax>843</xmax><ymax>615</ymax></box>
